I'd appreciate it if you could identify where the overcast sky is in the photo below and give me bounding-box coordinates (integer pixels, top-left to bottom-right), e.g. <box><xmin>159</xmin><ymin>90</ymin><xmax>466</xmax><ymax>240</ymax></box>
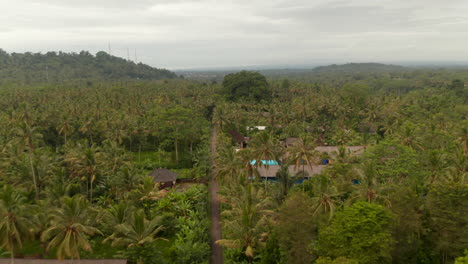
<box><xmin>1</xmin><ymin>0</ymin><xmax>468</xmax><ymax>69</ymax></box>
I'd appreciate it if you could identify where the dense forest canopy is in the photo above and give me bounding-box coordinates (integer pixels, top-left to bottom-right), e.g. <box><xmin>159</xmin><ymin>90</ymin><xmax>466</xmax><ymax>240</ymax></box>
<box><xmin>222</xmin><ymin>71</ymin><xmax>271</xmax><ymax>102</ymax></box>
<box><xmin>0</xmin><ymin>49</ymin><xmax>177</xmax><ymax>85</ymax></box>
<box><xmin>178</xmin><ymin>62</ymin><xmax>468</xmax><ymax>85</ymax></box>
<box><xmin>0</xmin><ymin>51</ymin><xmax>467</xmax><ymax>264</ymax></box>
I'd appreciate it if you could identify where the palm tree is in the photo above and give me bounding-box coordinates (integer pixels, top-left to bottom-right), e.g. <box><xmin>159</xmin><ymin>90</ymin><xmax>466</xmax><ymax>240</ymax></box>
<box><xmin>395</xmin><ymin>122</ymin><xmax>423</xmax><ymax>150</ymax></box>
<box><xmin>41</xmin><ymin>195</ymin><xmax>102</xmax><ymax>260</ymax></box>
<box><xmin>309</xmin><ymin>175</ymin><xmax>343</xmax><ymax>220</ymax></box>
<box><xmin>441</xmin><ymin>146</ymin><xmax>467</xmax><ymax>184</ymax></box>
<box><xmin>245</xmin><ymin>132</ymin><xmax>282</xmax><ymax>183</ymax></box>
<box><xmin>350</xmin><ymin>162</ymin><xmax>391</xmax><ymax>207</ymax></box>
<box><xmin>101</xmin><ymin>202</ymin><xmax>134</xmax><ymax>234</ymax></box>
<box><xmin>216</xmin><ymin>146</ymin><xmax>244</xmax><ymax>184</ymax></box>
<box><xmin>217</xmin><ymin>183</ymin><xmax>273</xmax><ymax>261</ymax></box>
<box><xmin>10</xmin><ymin>122</ymin><xmax>43</xmax><ymax>199</ymax></box>
<box><xmin>275</xmin><ymin>165</ymin><xmax>293</xmax><ymax>203</ymax></box>
<box><xmin>64</xmin><ymin>143</ymin><xmax>100</xmax><ymax>202</ymax></box>
<box><xmin>104</xmin><ymin>210</ymin><xmax>166</xmax><ymax>264</ymax></box>
<box><xmin>287</xmin><ymin>136</ymin><xmax>319</xmax><ymax>183</ymax></box>
<box><xmin>0</xmin><ymin>185</ymin><xmax>35</xmax><ymax>264</ymax></box>
<box><xmin>248</xmin><ymin>132</ymin><xmax>282</xmax><ymax>167</ymax></box>
<box><xmin>57</xmin><ymin>118</ymin><xmax>74</xmax><ymax>145</ymax></box>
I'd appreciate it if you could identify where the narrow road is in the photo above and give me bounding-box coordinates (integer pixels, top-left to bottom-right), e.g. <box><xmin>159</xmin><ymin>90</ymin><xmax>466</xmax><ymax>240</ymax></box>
<box><xmin>209</xmin><ymin>125</ymin><xmax>224</xmax><ymax>264</ymax></box>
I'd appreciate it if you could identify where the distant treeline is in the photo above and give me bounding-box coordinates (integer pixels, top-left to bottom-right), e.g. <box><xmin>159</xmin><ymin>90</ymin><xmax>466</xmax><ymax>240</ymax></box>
<box><xmin>178</xmin><ymin>62</ymin><xmax>468</xmax><ymax>85</ymax></box>
<box><xmin>0</xmin><ymin>49</ymin><xmax>177</xmax><ymax>85</ymax></box>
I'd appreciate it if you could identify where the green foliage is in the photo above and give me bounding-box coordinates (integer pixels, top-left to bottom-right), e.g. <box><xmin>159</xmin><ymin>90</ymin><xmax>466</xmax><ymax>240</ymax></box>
<box><xmin>1</xmin><ymin>57</ymin><xmax>467</xmax><ymax>264</ymax></box>
<box><xmin>169</xmin><ymin>185</ymin><xmax>210</xmax><ymax>264</ymax></box>
<box><xmin>222</xmin><ymin>71</ymin><xmax>271</xmax><ymax>102</ymax></box>
<box><xmin>276</xmin><ymin>192</ymin><xmax>316</xmax><ymax>264</ymax></box>
<box><xmin>315</xmin><ymin>256</ymin><xmax>359</xmax><ymax>264</ymax></box>
<box><xmin>362</xmin><ymin>140</ymin><xmax>425</xmax><ymax>184</ymax></box>
<box><xmin>219</xmin><ymin>183</ymin><xmax>273</xmax><ymax>260</ymax></box>
<box><xmin>40</xmin><ymin>195</ymin><xmax>102</xmax><ymax>260</ymax></box>
<box><xmin>0</xmin><ymin>185</ymin><xmax>35</xmax><ymax>258</ymax></box>
<box><xmin>259</xmin><ymin>232</ymin><xmax>281</xmax><ymax>264</ymax></box>
<box><xmin>426</xmin><ymin>183</ymin><xmax>468</xmax><ymax>263</ymax></box>
<box><xmin>315</xmin><ymin>202</ymin><xmax>394</xmax><ymax>264</ymax></box>
<box><xmin>387</xmin><ymin>186</ymin><xmax>423</xmax><ymax>264</ymax></box>
<box><xmin>171</xmin><ymin>214</ymin><xmax>210</xmax><ymax>264</ymax></box>
<box><xmin>455</xmin><ymin>250</ymin><xmax>468</xmax><ymax>264</ymax></box>
<box><xmin>122</xmin><ymin>242</ymin><xmax>165</xmax><ymax>264</ymax></box>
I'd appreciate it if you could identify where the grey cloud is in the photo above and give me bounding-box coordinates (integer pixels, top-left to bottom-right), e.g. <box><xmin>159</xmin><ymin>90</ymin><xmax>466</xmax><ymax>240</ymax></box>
<box><xmin>27</xmin><ymin>0</ymin><xmax>156</xmax><ymax>9</ymax></box>
<box><xmin>1</xmin><ymin>0</ymin><xmax>468</xmax><ymax>68</ymax></box>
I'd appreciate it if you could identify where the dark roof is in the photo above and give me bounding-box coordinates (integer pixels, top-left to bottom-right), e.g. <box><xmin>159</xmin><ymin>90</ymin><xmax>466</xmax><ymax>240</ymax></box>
<box><xmin>229</xmin><ymin>130</ymin><xmax>246</xmax><ymax>143</ymax></box>
<box><xmin>148</xmin><ymin>168</ymin><xmax>178</xmax><ymax>182</ymax></box>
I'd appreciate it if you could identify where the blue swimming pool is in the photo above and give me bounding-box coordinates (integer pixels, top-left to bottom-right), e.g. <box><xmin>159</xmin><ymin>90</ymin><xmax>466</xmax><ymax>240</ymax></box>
<box><xmin>250</xmin><ymin>160</ymin><xmax>279</xmax><ymax>165</ymax></box>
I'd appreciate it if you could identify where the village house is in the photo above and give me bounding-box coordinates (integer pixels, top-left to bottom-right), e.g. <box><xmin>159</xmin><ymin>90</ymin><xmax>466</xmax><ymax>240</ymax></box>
<box><xmin>258</xmin><ymin>137</ymin><xmax>365</xmax><ymax>179</ymax></box>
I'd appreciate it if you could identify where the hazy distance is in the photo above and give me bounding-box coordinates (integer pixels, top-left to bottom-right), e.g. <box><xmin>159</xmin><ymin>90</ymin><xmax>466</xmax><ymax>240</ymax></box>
<box><xmin>1</xmin><ymin>0</ymin><xmax>468</xmax><ymax>69</ymax></box>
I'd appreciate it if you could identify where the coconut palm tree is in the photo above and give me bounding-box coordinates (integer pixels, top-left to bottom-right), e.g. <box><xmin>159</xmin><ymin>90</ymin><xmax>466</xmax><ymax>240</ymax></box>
<box><xmin>245</xmin><ymin>132</ymin><xmax>282</xmax><ymax>184</ymax></box>
<box><xmin>57</xmin><ymin>118</ymin><xmax>74</xmax><ymax>145</ymax></box>
<box><xmin>104</xmin><ymin>210</ymin><xmax>166</xmax><ymax>264</ymax></box>
<box><xmin>287</xmin><ymin>136</ymin><xmax>319</xmax><ymax>182</ymax></box>
<box><xmin>217</xmin><ymin>183</ymin><xmax>273</xmax><ymax>261</ymax></box>
<box><xmin>101</xmin><ymin>201</ymin><xmax>134</xmax><ymax>234</ymax></box>
<box><xmin>350</xmin><ymin>162</ymin><xmax>391</xmax><ymax>207</ymax></box>
<box><xmin>64</xmin><ymin>143</ymin><xmax>100</xmax><ymax>202</ymax></box>
<box><xmin>247</xmin><ymin>132</ymin><xmax>282</xmax><ymax>168</ymax></box>
<box><xmin>216</xmin><ymin>146</ymin><xmax>244</xmax><ymax>184</ymax></box>
<box><xmin>10</xmin><ymin>122</ymin><xmax>43</xmax><ymax>199</ymax></box>
<box><xmin>41</xmin><ymin>195</ymin><xmax>102</xmax><ymax>260</ymax></box>
<box><xmin>0</xmin><ymin>185</ymin><xmax>35</xmax><ymax>264</ymax></box>
<box><xmin>308</xmin><ymin>175</ymin><xmax>343</xmax><ymax>220</ymax></box>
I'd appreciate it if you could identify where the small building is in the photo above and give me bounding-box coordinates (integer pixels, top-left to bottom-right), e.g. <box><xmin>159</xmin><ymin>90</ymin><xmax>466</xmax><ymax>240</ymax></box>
<box><xmin>256</xmin><ymin>165</ymin><xmax>327</xmax><ymax>179</ymax></box>
<box><xmin>229</xmin><ymin>130</ymin><xmax>250</xmax><ymax>148</ymax></box>
<box><xmin>247</xmin><ymin>126</ymin><xmax>266</xmax><ymax>131</ymax></box>
<box><xmin>315</xmin><ymin>146</ymin><xmax>366</xmax><ymax>157</ymax></box>
<box><xmin>148</xmin><ymin>168</ymin><xmax>178</xmax><ymax>188</ymax></box>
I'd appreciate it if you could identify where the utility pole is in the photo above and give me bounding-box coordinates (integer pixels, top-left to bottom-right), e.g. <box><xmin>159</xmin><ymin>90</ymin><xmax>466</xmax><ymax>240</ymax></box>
<box><xmin>108</xmin><ymin>42</ymin><xmax>112</xmax><ymax>55</ymax></box>
<box><xmin>134</xmin><ymin>49</ymin><xmax>138</xmax><ymax>64</ymax></box>
<box><xmin>127</xmin><ymin>48</ymin><xmax>130</xmax><ymax>61</ymax></box>
<box><xmin>45</xmin><ymin>65</ymin><xmax>49</xmax><ymax>82</ymax></box>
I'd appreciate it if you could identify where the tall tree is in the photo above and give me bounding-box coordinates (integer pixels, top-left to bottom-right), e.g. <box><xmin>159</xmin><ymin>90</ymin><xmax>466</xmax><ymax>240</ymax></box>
<box><xmin>0</xmin><ymin>185</ymin><xmax>35</xmax><ymax>263</ymax></box>
<box><xmin>11</xmin><ymin>122</ymin><xmax>42</xmax><ymax>199</ymax></box>
<box><xmin>315</xmin><ymin>202</ymin><xmax>394</xmax><ymax>264</ymax></box>
<box><xmin>218</xmin><ymin>183</ymin><xmax>273</xmax><ymax>261</ymax></box>
<box><xmin>104</xmin><ymin>210</ymin><xmax>165</xmax><ymax>264</ymax></box>
<box><xmin>287</xmin><ymin>136</ymin><xmax>319</xmax><ymax>181</ymax></box>
<box><xmin>222</xmin><ymin>71</ymin><xmax>271</xmax><ymax>102</ymax></box>
<box><xmin>41</xmin><ymin>195</ymin><xmax>102</xmax><ymax>260</ymax></box>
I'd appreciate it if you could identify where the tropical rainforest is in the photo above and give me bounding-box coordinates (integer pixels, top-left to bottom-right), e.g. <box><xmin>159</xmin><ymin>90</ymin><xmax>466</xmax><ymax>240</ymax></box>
<box><xmin>0</xmin><ymin>50</ymin><xmax>466</xmax><ymax>264</ymax></box>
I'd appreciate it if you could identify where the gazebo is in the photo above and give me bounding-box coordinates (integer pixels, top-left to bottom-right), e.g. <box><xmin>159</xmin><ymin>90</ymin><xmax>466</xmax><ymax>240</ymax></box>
<box><xmin>148</xmin><ymin>168</ymin><xmax>178</xmax><ymax>188</ymax></box>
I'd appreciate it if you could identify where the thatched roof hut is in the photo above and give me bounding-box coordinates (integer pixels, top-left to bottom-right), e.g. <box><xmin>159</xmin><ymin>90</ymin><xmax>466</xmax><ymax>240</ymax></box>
<box><xmin>148</xmin><ymin>168</ymin><xmax>178</xmax><ymax>188</ymax></box>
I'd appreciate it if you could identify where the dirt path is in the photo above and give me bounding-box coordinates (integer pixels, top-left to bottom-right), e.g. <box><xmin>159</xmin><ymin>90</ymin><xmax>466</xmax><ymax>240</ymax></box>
<box><xmin>209</xmin><ymin>125</ymin><xmax>224</xmax><ymax>264</ymax></box>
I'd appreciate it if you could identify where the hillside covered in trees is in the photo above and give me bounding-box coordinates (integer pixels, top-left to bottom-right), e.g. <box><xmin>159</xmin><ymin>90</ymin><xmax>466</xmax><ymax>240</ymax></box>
<box><xmin>0</xmin><ymin>50</ymin><xmax>177</xmax><ymax>85</ymax></box>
